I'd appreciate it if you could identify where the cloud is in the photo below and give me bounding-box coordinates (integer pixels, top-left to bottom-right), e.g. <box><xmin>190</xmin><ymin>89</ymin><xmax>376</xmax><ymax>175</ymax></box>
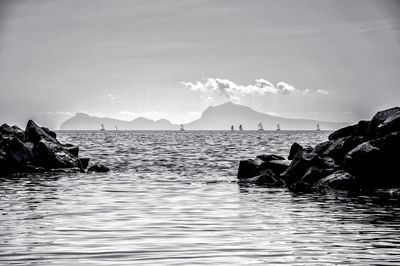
<box><xmin>181</xmin><ymin>78</ymin><xmax>300</xmax><ymax>102</ymax></box>
<box><xmin>316</xmin><ymin>89</ymin><xmax>330</xmax><ymax>95</ymax></box>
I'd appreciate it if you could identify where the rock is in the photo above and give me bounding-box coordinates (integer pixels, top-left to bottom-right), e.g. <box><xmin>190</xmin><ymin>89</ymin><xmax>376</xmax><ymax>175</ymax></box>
<box><xmin>87</xmin><ymin>164</ymin><xmax>110</xmax><ymax>173</ymax></box>
<box><xmin>237</xmin><ymin>158</ymin><xmax>263</xmax><ymax>179</ymax></box>
<box><xmin>281</xmin><ymin>152</ymin><xmax>326</xmax><ymax>185</ymax></box>
<box><xmin>0</xmin><ymin>124</ymin><xmax>24</xmax><ymax>141</ymax></box>
<box><xmin>257</xmin><ymin>159</ymin><xmax>291</xmax><ymax>176</ymax></box>
<box><xmin>367</xmin><ymin>107</ymin><xmax>400</xmax><ymax>137</ymax></box>
<box><xmin>41</xmin><ymin>127</ymin><xmax>57</xmax><ymax>139</ymax></box>
<box><xmin>274</xmin><ymin>179</ymin><xmax>286</xmax><ymax>188</ymax></box>
<box><xmin>314</xmin><ymin>136</ymin><xmax>365</xmax><ymax>163</ymax></box>
<box><xmin>288</xmin><ymin>142</ymin><xmax>303</xmax><ymax>160</ymax></box>
<box><xmin>355</xmin><ymin>120</ymin><xmax>370</xmax><ymax>136</ymax></box>
<box><xmin>239</xmin><ymin>169</ymin><xmax>277</xmax><ymax>186</ymax></box>
<box><xmin>301</xmin><ymin>167</ymin><xmax>324</xmax><ymax>185</ymax></box>
<box><xmin>256</xmin><ymin>154</ymin><xmax>285</xmax><ymax>161</ymax></box>
<box><xmin>312</xmin><ymin>170</ymin><xmax>358</xmax><ymax>191</ymax></box>
<box><xmin>8</xmin><ymin>137</ymin><xmax>33</xmax><ymax>164</ymax></box>
<box><xmin>344</xmin><ymin>142</ymin><xmax>383</xmax><ymax>187</ymax></box>
<box><xmin>376</xmin><ymin>112</ymin><xmax>400</xmax><ymax>136</ymax></box>
<box><xmin>79</xmin><ymin>158</ymin><xmax>90</xmax><ymax>170</ymax></box>
<box><xmin>65</xmin><ymin>146</ymin><xmax>79</xmax><ymax>156</ymax></box>
<box><xmin>289</xmin><ymin>181</ymin><xmax>312</xmax><ymax>193</ymax></box>
<box><xmin>328</xmin><ymin>124</ymin><xmax>357</xmax><ymax>140</ymax></box>
<box><xmin>25</xmin><ymin>120</ymin><xmax>59</xmax><ymax>144</ymax></box>
<box><xmin>31</xmin><ymin>139</ymin><xmax>80</xmax><ymax>169</ymax></box>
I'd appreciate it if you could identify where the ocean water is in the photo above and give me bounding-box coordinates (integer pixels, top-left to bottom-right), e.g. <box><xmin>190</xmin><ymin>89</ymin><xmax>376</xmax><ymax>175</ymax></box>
<box><xmin>1</xmin><ymin>131</ymin><xmax>400</xmax><ymax>265</ymax></box>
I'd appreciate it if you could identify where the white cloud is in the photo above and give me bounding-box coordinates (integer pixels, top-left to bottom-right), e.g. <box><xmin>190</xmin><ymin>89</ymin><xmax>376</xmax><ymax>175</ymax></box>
<box><xmin>316</xmin><ymin>89</ymin><xmax>330</xmax><ymax>95</ymax></box>
<box><xmin>181</xmin><ymin>78</ymin><xmax>299</xmax><ymax>103</ymax></box>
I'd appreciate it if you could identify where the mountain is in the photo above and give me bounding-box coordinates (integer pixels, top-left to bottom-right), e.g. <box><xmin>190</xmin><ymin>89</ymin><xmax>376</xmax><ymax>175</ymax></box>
<box><xmin>184</xmin><ymin>102</ymin><xmax>347</xmax><ymax>130</ymax></box>
<box><xmin>60</xmin><ymin>102</ymin><xmax>348</xmax><ymax>130</ymax></box>
<box><xmin>60</xmin><ymin>113</ymin><xmax>176</xmax><ymax>130</ymax></box>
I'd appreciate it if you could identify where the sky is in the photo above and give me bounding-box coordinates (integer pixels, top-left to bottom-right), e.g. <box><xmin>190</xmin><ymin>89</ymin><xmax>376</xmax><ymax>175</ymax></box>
<box><xmin>0</xmin><ymin>0</ymin><xmax>399</xmax><ymax>128</ymax></box>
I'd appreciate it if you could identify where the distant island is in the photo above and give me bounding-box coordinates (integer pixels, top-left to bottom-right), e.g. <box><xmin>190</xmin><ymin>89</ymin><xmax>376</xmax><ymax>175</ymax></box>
<box><xmin>60</xmin><ymin>102</ymin><xmax>348</xmax><ymax>130</ymax></box>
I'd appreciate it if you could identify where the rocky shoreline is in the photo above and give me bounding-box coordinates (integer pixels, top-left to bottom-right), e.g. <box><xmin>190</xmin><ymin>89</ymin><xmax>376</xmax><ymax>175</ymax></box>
<box><xmin>237</xmin><ymin>107</ymin><xmax>400</xmax><ymax>195</ymax></box>
<box><xmin>0</xmin><ymin>120</ymin><xmax>109</xmax><ymax>174</ymax></box>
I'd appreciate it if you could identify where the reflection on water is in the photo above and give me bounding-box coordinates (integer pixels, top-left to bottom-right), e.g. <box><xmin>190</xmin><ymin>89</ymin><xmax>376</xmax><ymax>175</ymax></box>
<box><xmin>1</xmin><ymin>131</ymin><xmax>400</xmax><ymax>265</ymax></box>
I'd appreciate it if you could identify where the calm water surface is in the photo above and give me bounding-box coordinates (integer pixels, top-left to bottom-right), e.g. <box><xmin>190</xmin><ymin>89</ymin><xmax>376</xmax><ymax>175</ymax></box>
<box><xmin>1</xmin><ymin>131</ymin><xmax>400</xmax><ymax>265</ymax></box>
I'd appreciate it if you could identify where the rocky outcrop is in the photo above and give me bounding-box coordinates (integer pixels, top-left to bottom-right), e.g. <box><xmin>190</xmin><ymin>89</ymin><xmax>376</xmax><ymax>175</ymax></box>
<box><xmin>237</xmin><ymin>107</ymin><xmax>400</xmax><ymax>195</ymax></box>
<box><xmin>0</xmin><ymin>120</ymin><xmax>109</xmax><ymax>174</ymax></box>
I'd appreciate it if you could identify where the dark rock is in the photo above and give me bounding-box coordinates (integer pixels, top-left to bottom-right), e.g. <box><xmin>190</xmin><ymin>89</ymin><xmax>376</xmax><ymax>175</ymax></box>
<box><xmin>274</xmin><ymin>179</ymin><xmax>286</xmax><ymax>188</ymax></box>
<box><xmin>328</xmin><ymin>124</ymin><xmax>357</xmax><ymax>140</ymax></box>
<box><xmin>8</xmin><ymin>137</ymin><xmax>33</xmax><ymax>164</ymax></box>
<box><xmin>87</xmin><ymin>164</ymin><xmax>110</xmax><ymax>173</ymax></box>
<box><xmin>314</xmin><ymin>136</ymin><xmax>365</xmax><ymax>163</ymax></box>
<box><xmin>344</xmin><ymin>142</ymin><xmax>383</xmax><ymax>187</ymax></box>
<box><xmin>31</xmin><ymin>139</ymin><xmax>80</xmax><ymax>169</ymax></box>
<box><xmin>257</xmin><ymin>159</ymin><xmax>290</xmax><ymax>176</ymax></box>
<box><xmin>281</xmin><ymin>152</ymin><xmax>326</xmax><ymax>185</ymax></box>
<box><xmin>376</xmin><ymin>112</ymin><xmax>400</xmax><ymax>136</ymax></box>
<box><xmin>79</xmin><ymin>158</ymin><xmax>90</xmax><ymax>170</ymax></box>
<box><xmin>25</xmin><ymin>120</ymin><xmax>59</xmax><ymax>144</ymax></box>
<box><xmin>289</xmin><ymin>181</ymin><xmax>312</xmax><ymax>193</ymax></box>
<box><xmin>301</xmin><ymin>167</ymin><xmax>324</xmax><ymax>185</ymax></box>
<box><xmin>256</xmin><ymin>154</ymin><xmax>285</xmax><ymax>161</ymax></box>
<box><xmin>367</xmin><ymin>107</ymin><xmax>400</xmax><ymax>137</ymax></box>
<box><xmin>237</xmin><ymin>158</ymin><xmax>263</xmax><ymax>179</ymax></box>
<box><xmin>312</xmin><ymin>170</ymin><xmax>358</xmax><ymax>191</ymax></box>
<box><xmin>355</xmin><ymin>120</ymin><xmax>370</xmax><ymax>136</ymax></box>
<box><xmin>41</xmin><ymin>127</ymin><xmax>57</xmax><ymax>139</ymax></box>
<box><xmin>0</xmin><ymin>124</ymin><xmax>24</xmax><ymax>141</ymax></box>
<box><xmin>65</xmin><ymin>146</ymin><xmax>79</xmax><ymax>156</ymax></box>
<box><xmin>288</xmin><ymin>142</ymin><xmax>303</xmax><ymax>160</ymax></box>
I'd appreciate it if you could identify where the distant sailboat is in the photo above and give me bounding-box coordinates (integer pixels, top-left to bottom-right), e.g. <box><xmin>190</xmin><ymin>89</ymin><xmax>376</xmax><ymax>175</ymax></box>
<box><xmin>257</xmin><ymin>122</ymin><xmax>264</xmax><ymax>131</ymax></box>
<box><xmin>239</xmin><ymin>124</ymin><xmax>243</xmax><ymax>131</ymax></box>
<box><xmin>100</xmin><ymin>124</ymin><xmax>105</xmax><ymax>131</ymax></box>
<box><xmin>276</xmin><ymin>123</ymin><xmax>281</xmax><ymax>131</ymax></box>
<box><xmin>316</xmin><ymin>123</ymin><xmax>321</xmax><ymax>131</ymax></box>
<box><xmin>180</xmin><ymin>124</ymin><xmax>185</xmax><ymax>131</ymax></box>
<box><xmin>231</xmin><ymin>125</ymin><xmax>234</xmax><ymax>131</ymax></box>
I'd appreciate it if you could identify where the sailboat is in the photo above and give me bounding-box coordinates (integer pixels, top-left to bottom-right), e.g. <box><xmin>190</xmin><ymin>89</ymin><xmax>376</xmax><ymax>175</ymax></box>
<box><xmin>276</xmin><ymin>123</ymin><xmax>281</xmax><ymax>131</ymax></box>
<box><xmin>231</xmin><ymin>125</ymin><xmax>234</xmax><ymax>131</ymax></box>
<box><xmin>316</xmin><ymin>123</ymin><xmax>321</xmax><ymax>131</ymax></box>
<box><xmin>257</xmin><ymin>122</ymin><xmax>264</xmax><ymax>131</ymax></box>
<box><xmin>180</xmin><ymin>124</ymin><xmax>185</xmax><ymax>131</ymax></box>
<box><xmin>100</xmin><ymin>124</ymin><xmax>105</xmax><ymax>131</ymax></box>
<box><xmin>239</xmin><ymin>124</ymin><xmax>243</xmax><ymax>131</ymax></box>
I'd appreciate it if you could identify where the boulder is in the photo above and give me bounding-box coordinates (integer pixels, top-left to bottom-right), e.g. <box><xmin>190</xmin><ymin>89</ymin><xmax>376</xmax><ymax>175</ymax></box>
<box><xmin>239</xmin><ymin>169</ymin><xmax>277</xmax><ymax>186</ymax></box>
<box><xmin>289</xmin><ymin>181</ymin><xmax>312</xmax><ymax>193</ymax></box>
<box><xmin>0</xmin><ymin>124</ymin><xmax>24</xmax><ymax>141</ymax></box>
<box><xmin>355</xmin><ymin>120</ymin><xmax>370</xmax><ymax>136</ymax></box>
<box><xmin>41</xmin><ymin>127</ymin><xmax>57</xmax><ymax>139</ymax></box>
<box><xmin>288</xmin><ymin>142</ymin><xmax>303</xmax><ymax>160</ymax></box>
<box><xmin>328</xmin><ymin>124</ymin><xmax>357</xmax><ymax>140</ymax></box>
<box><xmin>312</xmin><ymin>170</ymin><xmax>358</xmax><ymax>191</ymax></box>
<box><xmin>281</xmin><ymin>152</ymin><xmax>326</xmax><ymax>185</ymax></box>
<box><xmin>313</xmin><ymin>136</ymin><xmax>365</xmax><ymax>163</ymax></box>
<box><xmin>31</xmin><ymin>139</ymin><xmax>80</xmax><ymax>169</ymax></box>
<box><xmin>256</xmin><ymin>154</ymin><xmax>285</xmax><ymax>161</ymax></box>
<box><xmin>87</xmin><ymin>164</ymin><xmax>110</xmax><ymax>173</ymax></box>
<box><xmin>237</xmin><ymin>158</ymin><xmax>263</xmax><ymax>179</ymax></box>
<box><xmin>300</xmin><ymin>167</ymin><xmax>324</xmax><ymax>185</ymax></box>
<box><xmin>376</xmin><ymin>112</ymin><xmax>400</xmax><ymax>136</ymax></box>
<box><xmin>79</xmin><ymin>158</ymin><xmax>90</xmax><ymax>170</ymax></box>
<box><xmin>8</xmin><ymin>137</ymin><xmax>33</xmax><ymax>164</ymax></box>
<box><xmin>344</xmin><ymin>142</ymin><xmax>383</xmax><ymax>187</ymax></box>
<box><xmin>367</xmin><ymin>107</ymin><xmax>400</xmax><ymax>137</ymax></box>
<box><xmin>257</xmin><ymin>159</ymin><xmax>291</xmax><ymax>176</ymax></box>
<box><xmin>25</xmin><ymin>120</ymin><xmax>59</xmax><ymax>144</ymax></box>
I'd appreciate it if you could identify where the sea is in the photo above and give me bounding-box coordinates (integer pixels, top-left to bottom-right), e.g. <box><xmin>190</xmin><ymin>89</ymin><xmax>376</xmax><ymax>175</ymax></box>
<box><xmin>1</xmin><ymin>131</ymin><xmax>400</xmax><ymax>265</ymax></box>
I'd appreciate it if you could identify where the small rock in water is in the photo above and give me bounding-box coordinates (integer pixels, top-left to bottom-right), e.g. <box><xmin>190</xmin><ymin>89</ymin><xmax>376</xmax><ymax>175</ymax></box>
<box><xmin>87</xmin><ymin>164</ymin><xmax>110</xmax><ymax>173</ymax></box>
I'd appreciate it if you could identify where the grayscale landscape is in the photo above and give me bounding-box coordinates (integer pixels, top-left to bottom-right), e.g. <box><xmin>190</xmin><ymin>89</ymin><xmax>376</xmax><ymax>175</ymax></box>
<box><xmin>1</xmin><ymin>1</ymin><xmax>400</xmax><ymax>265</ymax></box>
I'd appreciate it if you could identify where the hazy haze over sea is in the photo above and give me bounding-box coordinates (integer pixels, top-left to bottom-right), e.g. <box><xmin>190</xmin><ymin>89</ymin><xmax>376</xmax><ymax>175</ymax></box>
<box><xmin>1</xmin><ymin>131</ymin><xmax>400</xmax><ymax>265</ymax></box>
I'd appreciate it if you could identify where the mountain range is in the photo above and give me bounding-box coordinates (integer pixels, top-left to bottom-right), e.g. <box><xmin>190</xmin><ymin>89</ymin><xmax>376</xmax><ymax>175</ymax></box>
<box><xmin>60</xmin><ymin>102</ymin><xmax>348</xmax><ymax>130</ymax></box>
